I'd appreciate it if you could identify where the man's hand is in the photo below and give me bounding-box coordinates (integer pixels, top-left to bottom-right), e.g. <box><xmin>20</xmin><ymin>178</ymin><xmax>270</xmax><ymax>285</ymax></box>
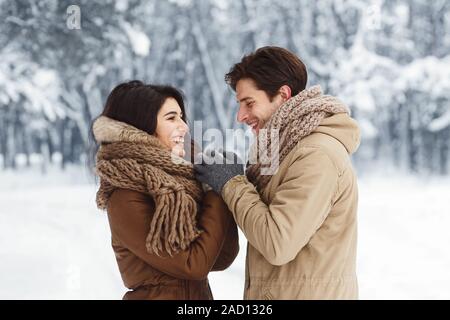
<box><xmin>194</xmin><ymin>150</ymin><xmax>244</xmax><ymax>194</ymax></box>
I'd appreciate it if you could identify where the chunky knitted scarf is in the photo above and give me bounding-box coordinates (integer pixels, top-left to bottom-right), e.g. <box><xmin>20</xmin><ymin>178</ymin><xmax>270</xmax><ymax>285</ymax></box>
<box><xmin>93</xmin><ymin>116</ymin><xmax>203</xmax><ymax>256</ymax></box>
<box><xmin>246</xmin><ymin>85</ymin><xmax>350</xmax><ymax>192</ymax></box>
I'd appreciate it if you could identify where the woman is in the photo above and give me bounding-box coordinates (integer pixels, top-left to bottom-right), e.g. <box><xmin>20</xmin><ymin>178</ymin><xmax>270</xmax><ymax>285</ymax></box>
<box><xmin>92</xmin><ymin>80</ymin><xmax>239</xmax><ymax>300</ymax></box>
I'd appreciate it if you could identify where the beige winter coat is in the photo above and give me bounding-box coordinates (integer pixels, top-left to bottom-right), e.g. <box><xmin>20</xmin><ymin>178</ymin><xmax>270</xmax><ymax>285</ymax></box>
<box><xmin>222</xmin><ymin>113</ymin><xmax>360</xmax><ymax>300</ymax></box>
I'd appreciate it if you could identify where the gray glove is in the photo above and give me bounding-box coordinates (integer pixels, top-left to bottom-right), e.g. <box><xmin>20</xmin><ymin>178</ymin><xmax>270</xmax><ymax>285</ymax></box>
<box><xmin>194</xmin><ymin>150</ymin><xmax>244</xmax><ymax>194</ymax></box>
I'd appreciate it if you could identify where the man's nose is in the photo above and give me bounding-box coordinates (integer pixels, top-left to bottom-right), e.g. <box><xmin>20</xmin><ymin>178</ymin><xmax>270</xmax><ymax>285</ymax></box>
<box><xmin>237</xmin><ymin>106</ymin><xmax>248</xmax><ymax>123</ymax></box>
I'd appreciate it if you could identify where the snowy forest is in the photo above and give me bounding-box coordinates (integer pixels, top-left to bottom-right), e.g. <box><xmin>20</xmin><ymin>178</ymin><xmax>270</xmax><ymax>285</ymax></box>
<box><xmin>1</xmin><ymin>0</ymin><xmax>449</xmax><ymax>174</ymax></box>
<box><xmin>1</xmin><ymin>0</ymin><xmax>450</xmax><ymax>300</ymax></box>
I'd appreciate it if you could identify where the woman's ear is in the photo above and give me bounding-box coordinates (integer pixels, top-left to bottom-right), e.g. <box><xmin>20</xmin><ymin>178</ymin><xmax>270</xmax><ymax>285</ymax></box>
<box><xmin>279</xmin><ymin>85</ymin><xmax>292</xmax><ymax>102</ymax></box>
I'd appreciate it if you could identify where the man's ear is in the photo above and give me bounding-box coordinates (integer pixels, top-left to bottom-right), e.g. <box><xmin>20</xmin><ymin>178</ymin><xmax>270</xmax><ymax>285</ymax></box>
<box><xmin>279</xmin><ymin>85</ymin><xmax>292</xmax><ymax>102</ymax></box>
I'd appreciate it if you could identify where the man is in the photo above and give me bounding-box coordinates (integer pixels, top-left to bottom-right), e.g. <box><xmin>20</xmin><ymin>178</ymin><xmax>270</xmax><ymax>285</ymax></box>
<box><xmin>195</xmin><ymin>46</ymin><xmax>361</xmax><ymax>300</ymax></box>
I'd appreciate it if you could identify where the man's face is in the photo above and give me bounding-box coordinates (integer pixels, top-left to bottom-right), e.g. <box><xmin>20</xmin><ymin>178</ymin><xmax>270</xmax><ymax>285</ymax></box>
<box><xmin>235</xmin><ymin>78</ymin><xmax>284</xmax><ymax>134</ymax></box>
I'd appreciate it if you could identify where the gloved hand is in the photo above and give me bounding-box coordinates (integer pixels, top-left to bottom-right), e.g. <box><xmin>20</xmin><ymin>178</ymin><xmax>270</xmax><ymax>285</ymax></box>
<box><xmin>194</xmin><ymin>150</ymin><xmax>244</xmax><ymax>194</ymax></box>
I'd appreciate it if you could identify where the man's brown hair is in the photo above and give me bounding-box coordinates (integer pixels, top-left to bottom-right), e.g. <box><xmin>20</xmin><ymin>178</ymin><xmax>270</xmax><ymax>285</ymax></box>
<box><xmin>225</xmin><ymin>46</ymin><xmax>308</xmax><ymax>100</ymax></box>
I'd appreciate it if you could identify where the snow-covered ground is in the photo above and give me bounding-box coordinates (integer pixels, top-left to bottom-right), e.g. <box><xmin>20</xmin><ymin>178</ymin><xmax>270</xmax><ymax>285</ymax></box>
<box><xmin>1</xmin><ymin>165</ymin><xmax>449</xmax><ymax>299</ymax></box>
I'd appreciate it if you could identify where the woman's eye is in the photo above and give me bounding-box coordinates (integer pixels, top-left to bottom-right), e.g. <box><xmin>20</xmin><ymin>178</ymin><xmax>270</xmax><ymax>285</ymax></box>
<box><xmin>167</xmin><ymin>117</ymin><xmax>175</xmax><ymax>120</ymax></box>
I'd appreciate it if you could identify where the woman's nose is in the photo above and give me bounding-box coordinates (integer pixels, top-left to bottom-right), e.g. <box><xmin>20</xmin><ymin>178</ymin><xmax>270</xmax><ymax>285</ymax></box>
<box><xmin>179</xmin><ymin>120</ymin><xmax>189</xmax><ymax>134</ymax></box>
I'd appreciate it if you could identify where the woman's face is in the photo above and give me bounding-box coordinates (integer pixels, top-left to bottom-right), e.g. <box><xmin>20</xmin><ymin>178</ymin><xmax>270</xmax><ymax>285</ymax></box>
<box><xmin>154</xmin><ymin>97</ymin><xmax>189</xmax><ymax>157</ymax></box>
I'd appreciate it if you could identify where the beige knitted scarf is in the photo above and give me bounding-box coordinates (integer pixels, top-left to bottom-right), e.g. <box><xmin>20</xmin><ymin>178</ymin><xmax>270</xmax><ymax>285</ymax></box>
<box><xmin>246</xmin><ymin>85</ymin><xmax>350</xmax><ymax>192</ymax></box>
<box><xmin>93</xmin><ymin>116</ymin><xmax>203</xmax><ymax>256</ymax></box>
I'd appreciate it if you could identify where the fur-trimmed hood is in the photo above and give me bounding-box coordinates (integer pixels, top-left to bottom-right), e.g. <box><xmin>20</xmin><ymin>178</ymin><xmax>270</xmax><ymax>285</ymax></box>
<box><xmin>93</xmin><ymin>115</ymin><xmax>166</xmax><ymax>148</ymax></box>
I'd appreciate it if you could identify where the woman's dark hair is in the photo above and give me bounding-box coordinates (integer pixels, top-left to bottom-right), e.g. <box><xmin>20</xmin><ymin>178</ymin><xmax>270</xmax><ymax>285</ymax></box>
<box><xmin>101</xmin><ymin>80</ymin><xmax>186</xmax><ymax>134</ymax></box>
<box><xmin>225</xmin><ymin>46</ymin><xmax>308</xmax><ymax>100</ymax></box>
<box><xmin>87</xmin><ymin>80</ymin><xmax>187</xmax><ymax>176</ymax></box>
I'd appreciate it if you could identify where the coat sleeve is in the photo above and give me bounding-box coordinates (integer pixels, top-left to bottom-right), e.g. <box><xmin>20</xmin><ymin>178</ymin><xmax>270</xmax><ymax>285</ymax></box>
<box><xmin>211</xmin><ymin>218</ymin><xmax>239</xmax><ymax>271</ymax></box>
<box><xmin>107</xmin><ymin>189</ymin><xmax>234</xmax><ymax>280</ymax></box>
<box><xmin>221</xmin><ymin>146</ymin><xmax>339</xmax><ymax>266</ymax></box>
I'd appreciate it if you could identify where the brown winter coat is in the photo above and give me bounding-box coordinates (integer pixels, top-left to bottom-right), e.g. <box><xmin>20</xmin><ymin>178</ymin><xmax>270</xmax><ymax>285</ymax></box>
<box><xmin>106</xmin><ymin>189</ymin><xmax>239</xmax><ymax>300</ymax></box>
